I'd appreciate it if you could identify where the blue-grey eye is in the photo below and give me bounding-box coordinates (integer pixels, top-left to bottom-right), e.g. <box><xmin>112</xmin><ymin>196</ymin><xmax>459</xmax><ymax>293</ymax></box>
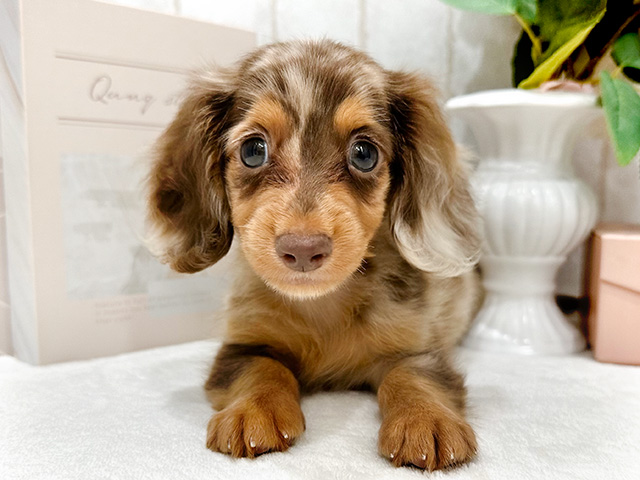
<box><xmin>349</xmin><ymin>141</ymin><xmax>378</xmax><ymax>172</ymax></box>
<box><xmin>240</xmin><ymin>137</ymin><xmax>268</xmax><ymax>168</ymax></box>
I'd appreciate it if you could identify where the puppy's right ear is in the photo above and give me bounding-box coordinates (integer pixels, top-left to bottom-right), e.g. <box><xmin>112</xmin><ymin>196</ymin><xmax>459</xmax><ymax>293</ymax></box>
<box><xmin>146</xmin><ymin>71</ymin><xmax>236</xmax><ymax>273</ymax></box>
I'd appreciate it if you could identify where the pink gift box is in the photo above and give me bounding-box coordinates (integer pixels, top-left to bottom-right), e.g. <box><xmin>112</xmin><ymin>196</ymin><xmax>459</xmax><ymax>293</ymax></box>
<box><xmin>588</xmin><ymin>223</ymin><xmax>640</xmax><ymax>365</ymax></box>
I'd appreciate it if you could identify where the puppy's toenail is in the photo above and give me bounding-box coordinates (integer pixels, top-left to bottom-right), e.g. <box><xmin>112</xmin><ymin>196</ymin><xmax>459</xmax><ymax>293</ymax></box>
<box><xmin>250</xmin><ymin>439</ymin><xmax>256</xmax><ymax>448</ymax></box>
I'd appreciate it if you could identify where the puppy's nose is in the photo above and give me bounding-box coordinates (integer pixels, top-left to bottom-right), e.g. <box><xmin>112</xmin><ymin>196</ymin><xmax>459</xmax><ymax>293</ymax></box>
<box><xmin>275</xmin><ymin>234</ymin><xmax>333</xmax><ymax>272</ymax></box>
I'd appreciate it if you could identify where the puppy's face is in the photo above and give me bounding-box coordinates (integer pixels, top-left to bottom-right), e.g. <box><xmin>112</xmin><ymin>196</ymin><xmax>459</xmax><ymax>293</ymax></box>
<box><xmin>224</xmin><ymin>48</ymin><xmax>393</xmax><ymax>298</ymax></box>
<box><xmin>147</xmin><ymin>41</ymin><xmax>480</xmax><ymax>299</ymax></box>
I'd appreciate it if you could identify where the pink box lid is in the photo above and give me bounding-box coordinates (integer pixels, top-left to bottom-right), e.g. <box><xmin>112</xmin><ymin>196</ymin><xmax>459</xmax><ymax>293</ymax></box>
<box><xmin>594</xmin><ymin>223</ymin><xmax>640</xmax><ymax>294</ymax></box>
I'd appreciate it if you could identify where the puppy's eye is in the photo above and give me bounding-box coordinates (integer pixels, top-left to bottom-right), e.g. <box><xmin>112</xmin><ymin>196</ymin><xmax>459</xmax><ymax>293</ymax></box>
<box><xmin>240</xmin><ymin>137</ymin><xmax>268</xmax><ymax>168</ymax></box>
<box><xmin>349</xmin><ymin>141</ymin><xmax>378</xmax><ymax>173</ymax></box>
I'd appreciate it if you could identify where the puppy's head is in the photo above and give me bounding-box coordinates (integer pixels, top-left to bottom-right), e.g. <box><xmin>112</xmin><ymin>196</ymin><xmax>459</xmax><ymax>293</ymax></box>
<box><xmin>147</xmin><ymin>40</ymin><xmax>480</xmax><ymax>299</ymax></box>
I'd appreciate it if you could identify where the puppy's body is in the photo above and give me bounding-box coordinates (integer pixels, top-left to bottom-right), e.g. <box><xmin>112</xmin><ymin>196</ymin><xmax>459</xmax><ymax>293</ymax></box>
<box><xmin>147</xmin><ymin>40</ymin><xmax>482</xmax><ymax>471</ymax></box>
<box><xmin>216</xmin><ymin>227</ymin><xmax>480</xmax><ymax>394</ymax></box>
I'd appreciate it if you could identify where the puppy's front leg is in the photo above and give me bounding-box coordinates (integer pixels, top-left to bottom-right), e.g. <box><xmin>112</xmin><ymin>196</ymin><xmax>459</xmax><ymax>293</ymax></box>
<box><xmin>204</xmin><ymin>344</ymin><xmax>305</xmax><ymax>457</ymax></box>
<box><xmin>376</xmin><ymin>353</ymin><xmax>477</xmax><ymax>470</ymax></box>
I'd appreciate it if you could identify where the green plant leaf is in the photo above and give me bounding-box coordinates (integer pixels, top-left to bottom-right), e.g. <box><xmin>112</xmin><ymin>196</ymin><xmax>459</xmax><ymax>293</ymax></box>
<box><xmin>515</xmin><ymin>0</ymin><xmax>536</xmax><ymax>23</ymax></box>
<box><xmin>612</xmin><ymin>32</ymin><xmax>640</xmax><ymax>70</ymax></box>
<box><xmin>518</xmin><ymin>1</ymin><xmax>606</xmax><ymax>88</ymax></box>
<box><xmin>439</xmin><ymin>0</ymin><xmax>536</xmax><ymax>22</ymax></box>
<box><xmin>600</xmin><ymin>71</ymin><xmax>640</xmax><ymax>166</ymax></box>
<box><xmin>537</xmin><ymin>0</ymin><xmax>606</xmax><ymax>61</ymax></box>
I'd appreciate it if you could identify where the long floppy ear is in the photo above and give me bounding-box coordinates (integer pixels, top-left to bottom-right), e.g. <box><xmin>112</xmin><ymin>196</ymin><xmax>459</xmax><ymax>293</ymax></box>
<box><xmin>386</xmin><ymin>71</ymin><xmax>481</xmax><ymax>277</ymax></box>
<box><xmin>146</xmin><ymin>70</ymin><xmax>236</xmax><ymax>273</ymax></box>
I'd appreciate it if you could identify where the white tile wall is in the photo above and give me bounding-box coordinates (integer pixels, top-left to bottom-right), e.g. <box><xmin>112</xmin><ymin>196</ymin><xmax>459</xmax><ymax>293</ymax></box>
<box><xmin>179</xmin><ymin>0</ymin><xmax>274</xmax><ymax>44</ymax></box>
<box><xmin>448</xmin><ymin>10</ymin><xmax>521</xmax><ymax>97</ymax></box>
<box><xmin>275</xmin><ymin>0</ymin><xmax>361</xmax><ymax>46</ymax></box>
<box><xmin>364</xmin><ymin>0</ymin><xmax>450</xmax><ymax>89</ymax></box>
<box><xmin>602</xmin><ymin>150</ymin><xmax>640</xmax><ymax>224</ymax></box>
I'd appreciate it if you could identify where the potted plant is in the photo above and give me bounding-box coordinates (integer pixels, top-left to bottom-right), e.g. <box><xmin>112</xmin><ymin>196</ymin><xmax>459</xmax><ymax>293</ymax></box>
<box><xmin>441</xmin><ymin>0</ymin><xmax>640</xmax><ymax>354</ymax></box>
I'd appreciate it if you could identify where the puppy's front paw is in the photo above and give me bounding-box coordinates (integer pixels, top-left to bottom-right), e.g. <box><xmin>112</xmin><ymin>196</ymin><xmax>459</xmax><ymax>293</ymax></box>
<box><xmin>378</xmin><ymin>403</ymin><xmax>477</xmax><ymax>470</ymax></box>
<box><xmin>206</xmin><ymin>395</ymin><xmax>305</xmax><ymax>458</ymax></box>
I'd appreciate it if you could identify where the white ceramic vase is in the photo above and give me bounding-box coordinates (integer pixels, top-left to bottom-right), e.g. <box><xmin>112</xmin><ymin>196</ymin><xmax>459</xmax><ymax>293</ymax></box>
<box><xmin>446</xmin><ymin>89</ymin><xmax>600</xmax><ymax>355</ymax></box>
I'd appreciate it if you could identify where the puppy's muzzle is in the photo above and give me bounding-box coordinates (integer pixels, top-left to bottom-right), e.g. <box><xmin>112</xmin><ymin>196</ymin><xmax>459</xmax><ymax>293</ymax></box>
<box><xmin>275</xmin><ymin>234</ymin><xmax>333</xmax><ymax>272</ymax></box>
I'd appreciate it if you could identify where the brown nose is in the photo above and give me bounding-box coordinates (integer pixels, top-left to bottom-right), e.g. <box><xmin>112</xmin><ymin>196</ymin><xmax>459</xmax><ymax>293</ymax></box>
<box><xmin>275</xmin><ymin>234</ymin><xmax>333</xmax><ymax>272</ymax></box>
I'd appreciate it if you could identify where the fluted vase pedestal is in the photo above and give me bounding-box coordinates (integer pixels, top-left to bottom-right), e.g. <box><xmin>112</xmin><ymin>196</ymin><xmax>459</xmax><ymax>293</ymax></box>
<box><xmin>447</xmin><ymin>90</ymin><xmax>599</xmax><ymax>355</ymax></box>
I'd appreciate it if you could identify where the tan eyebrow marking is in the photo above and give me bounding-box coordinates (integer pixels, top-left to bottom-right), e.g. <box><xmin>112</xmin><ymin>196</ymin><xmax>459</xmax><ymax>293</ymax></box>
<box><xmin>333</xmin><ymin>96</ymin><xmax>376</xmax><ymax>137</ymax></box>
<box><xmin>244</xmin><ymin>97</ymin><xmax>290</xmax><ymax>143</ymax></box>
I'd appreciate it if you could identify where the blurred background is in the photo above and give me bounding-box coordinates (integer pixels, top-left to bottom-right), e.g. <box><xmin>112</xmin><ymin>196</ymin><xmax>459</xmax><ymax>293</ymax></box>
<box><xmin>1</xmin><ymin>0</ymin><xmax>639</xmax><ymax>357</ymax></box>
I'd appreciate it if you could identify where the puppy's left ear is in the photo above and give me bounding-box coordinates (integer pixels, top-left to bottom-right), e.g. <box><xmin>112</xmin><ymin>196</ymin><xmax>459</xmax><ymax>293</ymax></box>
<box><xmin>386</xmin><ymin>71</ymin><xmax>481</xmax><ymax>277</ymax></box>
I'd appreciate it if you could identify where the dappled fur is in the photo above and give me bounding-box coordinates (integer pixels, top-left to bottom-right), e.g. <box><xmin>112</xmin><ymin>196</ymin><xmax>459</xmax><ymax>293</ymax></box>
<box><xmin>147</xmin><ymin>40</ymin><xmax>482</xmax><ymax>470</ymax></box>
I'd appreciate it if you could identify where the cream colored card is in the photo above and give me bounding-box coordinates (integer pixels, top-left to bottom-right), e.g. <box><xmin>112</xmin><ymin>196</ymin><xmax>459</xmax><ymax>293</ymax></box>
<box><xmin>0</xmin><ymin>0</ymin><xmax>255</xmax><ymax>364</ymax></box>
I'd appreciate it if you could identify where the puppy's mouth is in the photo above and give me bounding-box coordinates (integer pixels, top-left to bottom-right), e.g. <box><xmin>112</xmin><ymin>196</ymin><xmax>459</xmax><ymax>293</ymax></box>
<box><xmin>267</xmin><ymin>268</ymin><xmax>343</xmax><ymax>299</ymax></box>
<box><xmin>279</xmin><ymin>269</ymin><xmax>329</xmax><ymax>284</ymax></box>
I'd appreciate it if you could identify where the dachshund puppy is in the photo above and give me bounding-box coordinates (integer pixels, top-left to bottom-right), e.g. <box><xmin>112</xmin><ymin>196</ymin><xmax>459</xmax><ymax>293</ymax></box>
<box><xmin>147</xmin><ymin>40</ymin><xmax>482</xmax><ymax>471</ymax></box>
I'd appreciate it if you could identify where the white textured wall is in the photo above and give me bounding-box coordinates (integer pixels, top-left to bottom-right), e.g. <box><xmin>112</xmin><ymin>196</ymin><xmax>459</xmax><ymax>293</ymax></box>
<box><xmin>1</xmin><ymin>0</ymin><xmax>638</xmax><ymax>353</ymax></box>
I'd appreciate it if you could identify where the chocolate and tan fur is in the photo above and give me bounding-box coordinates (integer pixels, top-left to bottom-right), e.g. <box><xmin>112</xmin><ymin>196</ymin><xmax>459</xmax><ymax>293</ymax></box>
<box><xmin>147</xmin><ymin>40</ymin><xmax>482</xmax><ymax>471</ymax></box>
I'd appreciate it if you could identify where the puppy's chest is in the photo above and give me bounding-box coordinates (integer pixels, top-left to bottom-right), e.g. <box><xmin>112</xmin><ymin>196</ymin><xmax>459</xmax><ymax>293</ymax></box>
<box><xmin>288</xmin><ymin>310</ymin><xmax>421</xmax><ymax>391</ymax></box>
<box><xmin>230</xmin><ymin>280</ymin><xmax>428</xmax><ymax>390</ymax></box>
<box><xmin>294</xmin><ymin>324</ymin><xmax>376</xmax><ymax>390</ymax></box>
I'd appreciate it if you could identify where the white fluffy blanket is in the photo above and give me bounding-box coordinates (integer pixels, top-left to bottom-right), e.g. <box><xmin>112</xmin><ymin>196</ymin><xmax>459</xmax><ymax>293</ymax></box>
<box><xmin>1</xmin><ymin>341</ymin><xmax>639</xmax><ymax>479</ymax></box>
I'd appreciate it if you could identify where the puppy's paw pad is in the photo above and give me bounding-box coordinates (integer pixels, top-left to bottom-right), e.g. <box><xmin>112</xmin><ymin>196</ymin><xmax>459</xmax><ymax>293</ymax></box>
<box><xmin>206</xmin><ymin>396</ymin><xmax>305</xmax><ymax>458</ymax></box>
<box><xmin>379</xmin><ymin>404</ymin><xmax>477</xmax><ymax>470</ymax></box>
